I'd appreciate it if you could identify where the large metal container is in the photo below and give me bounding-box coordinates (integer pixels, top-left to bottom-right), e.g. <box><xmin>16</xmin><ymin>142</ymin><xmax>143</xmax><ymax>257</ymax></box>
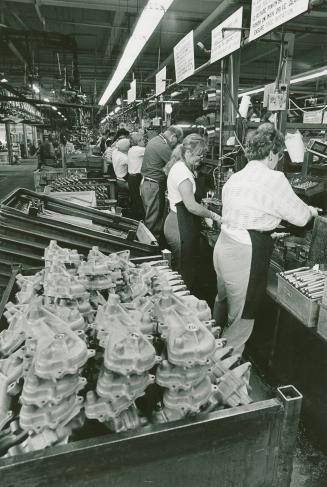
<box><xmin>0</xmin><ymin>385</ymin><xmax>302</xmax><ymax>487</ymax></box>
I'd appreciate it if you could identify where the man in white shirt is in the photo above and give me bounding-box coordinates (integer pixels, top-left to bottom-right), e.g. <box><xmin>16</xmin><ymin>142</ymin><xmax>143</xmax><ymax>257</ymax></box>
<box><xmin>112</xmin><ymin>138</ymin><xmax>129</xmax><ymax>180</ymax></box>
<box><xmin>112</xmin><ymin>138</ymin><xmax>130</xmax><ymax>205</ymax></box>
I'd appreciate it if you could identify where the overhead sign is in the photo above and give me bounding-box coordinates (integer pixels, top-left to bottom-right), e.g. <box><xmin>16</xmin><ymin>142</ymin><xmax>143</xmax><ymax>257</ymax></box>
<box><xmin>156</xmin><ymin>66</ymin><xmax>167</xmax><ymax>96</ymax></box>
<box><xmin>127</xmin><ymin>89</ymin><xmax>133</xmax><ymax>105</ymax></box>
<box><xmin>249</xmin><ymin>0</ymin><xmax>309</xmax><ymax>42</ymax></box>
<box><xmin>174</xmin><ymin>30</ymin><xmax>194</xmax><ymax>84</ymax></box>
<box><xmin>210</xmin><ymin>7</ymin><xmax>243</xmax><ymax>64</ymax></box>
<box><xmin>130</xmin><ymin>80</ymin><xmax>137</xmax><ymax>102</ymax></box>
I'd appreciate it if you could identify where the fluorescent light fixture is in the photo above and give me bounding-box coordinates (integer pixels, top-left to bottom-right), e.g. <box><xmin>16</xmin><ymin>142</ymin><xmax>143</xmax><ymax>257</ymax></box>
<box><xmin>51</xmin><ymin>106</ymin><xmax>57</xmax><ymax>111</ymax></box>
<box><xmin>290</xmin><ymin>68</ymin><xmax>327</xmax><ymax>85</ymax></box>
<box><xmin>44</xmin><ymin>97</ymin><xmax>49</xmax><ymax>102</ymax></box>
<box><xmin>171</xmin><ymin>91</ymin><xmax>180</xmax><ymax>98</ymax></box>
<box><xmin>238</xmin><ymin>87</ymin><xmax>265</xmax><ymax>97</ymax></box>
<box><xmin>239</xmin><ymin>67</ymin><xmax>327</xmax><ymax>98</ymax></box>
<box><xmin>176</xmin><ymin>124</ymin><xmax>191</xmax><ymax>128</ymax></box>
<box><xmin>58</xmin><ymin>111</ymin><xmax>62</xmax><ymax>115</ymax></box>
<box><xmin>0</xmin><ymin>78</ymin><xmax>8</xmax><ymax>83</ymax></box>
<box><xmin>98</xmin><ymin>0</ymin><xmax>174</xmax><ymax>106</ymax></box>
<box><xmin>114</xmin><ymin>106</ymin><xmax>121</xmax><ymax>113</ymax></box>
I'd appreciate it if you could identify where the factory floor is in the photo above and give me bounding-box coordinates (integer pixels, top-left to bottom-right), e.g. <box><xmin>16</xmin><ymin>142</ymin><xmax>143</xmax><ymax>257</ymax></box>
<box><xmin>0</xmin><ymin>160</ymin><xmax>326</xmax><ymax>487</ymax></box>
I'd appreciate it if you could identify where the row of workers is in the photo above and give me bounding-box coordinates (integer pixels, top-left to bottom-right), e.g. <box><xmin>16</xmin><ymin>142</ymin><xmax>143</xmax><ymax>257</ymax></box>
<box><xmin>104</xmin><ymin>123</ymin><xmax>318</xmax><ymax>354</ymax></box>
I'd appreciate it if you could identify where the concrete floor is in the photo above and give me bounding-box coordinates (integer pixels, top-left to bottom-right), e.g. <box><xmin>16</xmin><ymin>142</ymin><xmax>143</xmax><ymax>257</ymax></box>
<box><xmin>0</xmin><ymin>159</ymin><xmax>326</xmax><ymax>486</ymax></box>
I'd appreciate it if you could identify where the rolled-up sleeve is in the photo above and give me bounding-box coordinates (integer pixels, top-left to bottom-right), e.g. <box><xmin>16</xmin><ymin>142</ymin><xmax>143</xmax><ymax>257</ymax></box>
<box><xmin>274</xmin><ymin>173</ymin><xmax>311</xmax><ymax>226</ymax></box>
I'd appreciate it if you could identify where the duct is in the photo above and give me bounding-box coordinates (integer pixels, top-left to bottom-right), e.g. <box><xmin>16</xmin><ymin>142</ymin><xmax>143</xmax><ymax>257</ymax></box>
<box><xmin>145</xmin><ymin>0</ymin><xmax>243</xmax><ymax>82</ymax></box>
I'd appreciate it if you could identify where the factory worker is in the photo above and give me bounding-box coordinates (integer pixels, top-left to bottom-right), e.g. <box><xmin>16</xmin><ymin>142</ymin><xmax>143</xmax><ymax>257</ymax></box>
<box><xmin>128</xmin><ymin>132</ymin><xmax>146</xmax><ymax>220</ymax></box>
<box><xmin>164</xmin><ymin>133</ymin><xmax>221</xmax><ymax>292</ymax></box>
<box><xmin>213</xmin><ymin>123</ymin><xmax>318</xmax><ymax>354</ymax></box>
<box><xmin>112</xmin><ymin>138</ymin><xmax>130</xmax><ymax>197</ymax></box>
<box><xmin>140</xmin><ymin>125</ymin><xmax>183</xmax><ymax>241</ymax></box>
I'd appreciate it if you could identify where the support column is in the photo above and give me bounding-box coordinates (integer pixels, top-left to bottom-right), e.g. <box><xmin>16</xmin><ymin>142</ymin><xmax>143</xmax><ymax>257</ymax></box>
<box><xmin>277</xmin><ymin>33</ymin><xmax>295</xmax><ymax>172</ymax></box>
<box><xmin>5</xmin><ymin>122</ymin><xmax>13</xmax><ymax>165</ymax></box>
<box><xmin>22</xmin><ymin>123</ymin><xmax>28</xmax><ymax>158</ymax></box>
<box><xmin>226</xmin><ymin>50</ymin><xmax>241</xmax><ymax>125</ymax></box>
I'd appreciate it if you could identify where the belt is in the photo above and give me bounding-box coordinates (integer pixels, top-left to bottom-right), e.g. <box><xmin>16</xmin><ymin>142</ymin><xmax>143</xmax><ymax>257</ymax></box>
<box><xmin>143</xmin><ymin>176</ymin><xmax>158</xmax><ymax>184</ymax></box>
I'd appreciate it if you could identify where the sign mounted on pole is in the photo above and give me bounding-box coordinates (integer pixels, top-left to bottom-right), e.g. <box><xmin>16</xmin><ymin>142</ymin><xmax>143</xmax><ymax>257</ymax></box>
<box><xmin>249</xmin><ymin>0</ymin><xmax>309</xmax><ymax>42</ymax></box>
<box><xmin>156</xmin><ymin>66</ymin><xmax>167</xmax><ymax>96</ymax></box>
<box><xmin>210</xmin><ymin>7</ymin><xmax>243</xmax><ymax>64</ymax></box>
<box><xmin>174</xmin><ymin>30</ymin><xmax>194</xmax><ymax>84</ymax></box>
<box><xmin>127</xmin><ymin>89</ymin><xmax>133</xmax><ymax>105</ymax></box>
<box><xmin>130</xmin><ymin>80</ymin><xmax>137</xmax><ymax>102</ymax></box>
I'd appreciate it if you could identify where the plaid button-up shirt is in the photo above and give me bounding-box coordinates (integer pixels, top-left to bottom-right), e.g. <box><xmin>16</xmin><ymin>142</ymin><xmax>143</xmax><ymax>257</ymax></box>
<box><xmin>222</xmin><ymin>160</ymin><xmax>311</xmax><ymax>232</ymax></box>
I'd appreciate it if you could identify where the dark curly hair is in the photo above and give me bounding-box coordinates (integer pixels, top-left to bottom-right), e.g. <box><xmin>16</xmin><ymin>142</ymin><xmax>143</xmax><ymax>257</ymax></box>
<box><xmin>245</xmin><ymin>123</ymin><xmax>284</xmax><ymax>161</ymax></box>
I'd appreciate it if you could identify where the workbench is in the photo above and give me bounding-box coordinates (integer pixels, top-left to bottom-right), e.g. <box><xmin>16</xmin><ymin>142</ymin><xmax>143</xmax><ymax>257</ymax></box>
<box><xmin>200</xmin><ymin>229</ymin><xmax>327</xmax><ymax>452</ymax></box>
<box><xmin>248</xmin><ymin>277</ymin><xmax>327</xmax><ymax>453</ymax></box>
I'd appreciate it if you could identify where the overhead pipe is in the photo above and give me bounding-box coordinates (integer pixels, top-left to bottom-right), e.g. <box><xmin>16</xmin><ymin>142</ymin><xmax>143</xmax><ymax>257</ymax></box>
<box><xmin>145</xmin><ymin>0</ymin><xmax>243</xmax><ymax>82</ymax></box>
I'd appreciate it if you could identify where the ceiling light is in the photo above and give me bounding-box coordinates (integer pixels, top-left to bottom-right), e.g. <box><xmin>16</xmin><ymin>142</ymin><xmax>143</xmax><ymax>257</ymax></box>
<box><xmin>171</xmin><ymin>91</ymin><xmax>180</xmax><ymax>98</ymax></box>
<box><xmin>238</xmin><ymin>87</ymin><xmax>265</xmax><ymax>97</ymax></box>
<box><xmin>58</xmin><ymin>111</ymin><xmax>62</xmax><ymax>115</ymax></box>
<box><xmin>51</xmin><ymin>106</ymin><xmax>57</xmax><ymax>111</ymax></box>
<box><xmin>114</xmin><ymin>107</ymin><xmax>121</xmax><ymax>113</ymax></box>
<box><xmin>0</xmin><ymin>78</ymin><xmax>8</xmax><ymax>83</ymax></box>
<box><xmin>239</xmin><ymin>67</ymin><xmax>327</xmax><ymax>98</ymax></box>
<box><xmin>290</xmin><ymin>68</ymin><xmax>327</xmax><ymax>85</ymax></box>
<box><xmin>98</xmin><ymin>0</ymin><xmax>174</xmax><ymax>106</ymax></box>
<box><xmin>32</xmin><ymin>83</ymin><xmax>40</xmax><ymax>94</ymax></box>
<box><xmin>44</xmin><ymin>97</ymin><xmax>49</xmax><ymax>102</ymax></box>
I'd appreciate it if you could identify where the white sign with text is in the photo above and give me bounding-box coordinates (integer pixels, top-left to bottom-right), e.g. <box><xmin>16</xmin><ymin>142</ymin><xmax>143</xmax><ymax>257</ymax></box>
<box><xmin>249</xmin><ymin>0</ymin><xmax>309</xmax><ymax>42</ymax></box>
<box><xmin>130</xmin><ymin>80</ymin><xmax>137</xmax><ymax>102</ymax></box>
<box><xmin>127</xmin><ymin>89</ymin><xmax>133</xmax><ymax>105</ymax></box>
<box><xmin>156</xmin><ymin>66</ymin><xmax>167</xmax><ymax>96</ymax></box>
<box><xmin>174</xmin><ymin>31</ymin><xmax>195</xmax><ymax>83</ymax></box>
<box><xmin>211</xmin><ymin>7</ymin><xmax>243</xmax><ymax>64</ymax></box>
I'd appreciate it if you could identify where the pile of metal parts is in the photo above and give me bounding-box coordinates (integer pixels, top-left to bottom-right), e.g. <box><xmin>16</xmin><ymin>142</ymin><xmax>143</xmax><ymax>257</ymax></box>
<box><xmin>48</xmin><ymin>176</ymin><xmax>113</xmax><ymax>205</ymax></box>
<box><xmin>0</xmin><ymin>241</ymin><xmax>252</xmax><ymax>457</ymax></box>
<box><xmin>289</xmin><ymin>175</ymin><xmax>319</xmax><ymax>191</ymax></box>
<box><xmin>280</xmin><ymin>266</ymin><xmax>326</xmax><ymax>300</ymax></box>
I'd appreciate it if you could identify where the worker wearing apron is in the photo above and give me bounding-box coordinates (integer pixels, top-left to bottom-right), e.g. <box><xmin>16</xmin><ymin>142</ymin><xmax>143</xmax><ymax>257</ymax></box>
<box><xmin>164</xmin><ymin>133</ymin><xmax>221</xmax><ymax>293</ymax></box>
<box><xmin>213</xmin><ymin>123</ymin><xmax>319</xmax><ymax>354</ymax></box>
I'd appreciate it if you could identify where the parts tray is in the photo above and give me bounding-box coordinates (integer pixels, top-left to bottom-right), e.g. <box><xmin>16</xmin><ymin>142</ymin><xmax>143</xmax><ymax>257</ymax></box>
<box><xmin>0</xmin><ymin>188</ymin><xmax>159</xmax><ymax>295</ymax></box>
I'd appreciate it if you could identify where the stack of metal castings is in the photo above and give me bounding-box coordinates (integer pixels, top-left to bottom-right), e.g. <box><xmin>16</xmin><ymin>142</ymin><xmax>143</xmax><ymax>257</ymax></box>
<box><xmin>280</xmin><ymin>266</ymin><xmax>326</xmax><ymax>300</ymax></box>
<box><xmin>0</xmin><ymin>298</ymin><xmax>92</xmax><ymax>457</ymax></box>
<box><xmin>152</xmin><ymin>289</ymin><xmax>252</xmax><ymax>423</ymax></box>
<box><xmin>49</xmin><ymin>176</ymin><xmax>111</xmax><ymax>204</ymax></box>
<box><xmin>0</xmin><ymin>240</ymin><xmax>253</xmax><ymax>456</ymax></box>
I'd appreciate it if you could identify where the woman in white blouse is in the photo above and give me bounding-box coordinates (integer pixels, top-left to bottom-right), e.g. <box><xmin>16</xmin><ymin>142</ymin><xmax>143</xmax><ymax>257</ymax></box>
<box><xmin>213</xmin><ymin>123</ymin><xmax>318</xmax><ymax>355</ymax></box>
<box><xmin>164</xmin><ymin>133</ymin><xmax>221</xmax><ymax>292</ymax></box>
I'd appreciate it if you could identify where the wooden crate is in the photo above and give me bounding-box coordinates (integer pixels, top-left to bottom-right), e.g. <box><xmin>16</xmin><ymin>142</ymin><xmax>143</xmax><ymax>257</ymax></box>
<box><xmin>0</xmin><ymin>385</ymin><xmax>302</xmax><ymax>487</ymax></box>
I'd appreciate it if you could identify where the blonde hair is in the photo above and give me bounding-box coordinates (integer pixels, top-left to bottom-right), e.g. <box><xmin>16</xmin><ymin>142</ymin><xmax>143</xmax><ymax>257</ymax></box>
<box><xmin>164</xmin><ymin>133</ymin><xmax>206</xmax><ymax>175</ymax></box>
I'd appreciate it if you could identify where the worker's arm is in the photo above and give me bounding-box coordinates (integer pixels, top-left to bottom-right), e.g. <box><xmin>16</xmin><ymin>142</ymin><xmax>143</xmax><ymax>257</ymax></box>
<box><xmin>274</xmin><ymin>173</ymin><xmax>317</xmax><ymax>226</ymax></box>
<box><xmin>179</xmin><ymin>179</ymin><xmax>221</xmax><ymax>222</ymax></box>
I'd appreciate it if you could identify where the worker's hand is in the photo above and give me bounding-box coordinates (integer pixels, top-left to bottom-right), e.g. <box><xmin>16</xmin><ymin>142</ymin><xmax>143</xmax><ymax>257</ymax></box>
<box><xmin>209</xmin><ymin>211</ymin><xmax>222</xmax><ymax>225</ymax></box>
<box><xmin>204</xmin><ymin>218</ymin><xmax>213</xmax><ymax>228</ymax></box>
<box><xmin>309</xmin><ymin>206</ymin><xmax>322</xmax><ymax>218</ymax></box>
<box><xmin>271</xmin><ymin>232</ymin><xmax>290</xmax><ymax>240</ymax></box>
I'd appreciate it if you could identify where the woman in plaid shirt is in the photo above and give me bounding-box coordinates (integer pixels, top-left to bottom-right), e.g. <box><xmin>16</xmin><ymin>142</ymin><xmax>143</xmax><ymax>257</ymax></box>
<box><xmin>213</xmin><ymin>123</ymin><xmax>318</xmax><ymax>354</ymax></box>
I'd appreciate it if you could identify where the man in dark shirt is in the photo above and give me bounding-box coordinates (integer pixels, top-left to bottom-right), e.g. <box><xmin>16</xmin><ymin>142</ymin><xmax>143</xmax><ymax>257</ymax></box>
<box><xmin>140</xmin><ymin>126</ymin><xmax>183</xmax><ymax>240</ymax></box>
<box><xmin>38</xmin><ymin>135</ymin><xmax>55</xmax><ymax>169</ymax></box>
